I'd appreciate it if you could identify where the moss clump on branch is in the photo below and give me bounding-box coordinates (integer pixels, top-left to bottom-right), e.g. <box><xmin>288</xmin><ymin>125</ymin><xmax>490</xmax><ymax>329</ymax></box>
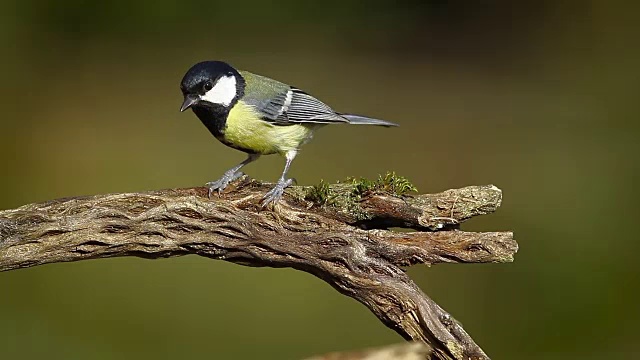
<box><xmin>304</xmin><ymin>179</ymin><xmax>332</xmax><ymax>205</ymax></box>
<box><xmin>304</xmin><ymin>172</ymin><xmax>417</xmax><ymax>208</ymax></box>
<box><xmin>348</xmin><ymin>171</ymin><xmax>418</xmax><ymax>198</ymax></box>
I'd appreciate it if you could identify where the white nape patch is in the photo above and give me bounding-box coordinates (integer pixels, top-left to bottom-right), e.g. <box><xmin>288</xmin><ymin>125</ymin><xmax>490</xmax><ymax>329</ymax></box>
<box><xmin>200</xmin><ymin>75</ymin><xmax>237</xmax><ymax>107</ymax></box>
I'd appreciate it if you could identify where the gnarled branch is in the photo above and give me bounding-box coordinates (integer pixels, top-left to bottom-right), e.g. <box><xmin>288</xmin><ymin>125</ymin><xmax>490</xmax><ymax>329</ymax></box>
<box><xmin>0</xmin><ymin>178</ymin><xmax>516</xmax><ymax>360</ymax></box>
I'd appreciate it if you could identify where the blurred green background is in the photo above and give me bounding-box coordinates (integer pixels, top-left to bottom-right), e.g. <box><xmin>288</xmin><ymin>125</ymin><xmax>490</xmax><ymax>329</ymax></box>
<box><xmin>1</xmin><ymin>1</ymin><xmax>638</xmax><ymax>359</ymax></box>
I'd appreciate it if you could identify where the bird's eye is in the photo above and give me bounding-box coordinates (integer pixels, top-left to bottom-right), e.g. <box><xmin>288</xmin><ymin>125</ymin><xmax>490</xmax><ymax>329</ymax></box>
<box><xmin>203</xmin><ymin>81</ymin><xmax>213</xmax><ymax>91</ymax></box>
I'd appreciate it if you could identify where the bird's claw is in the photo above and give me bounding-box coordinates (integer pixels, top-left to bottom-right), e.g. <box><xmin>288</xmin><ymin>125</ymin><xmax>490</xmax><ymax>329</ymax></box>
<box><xmin>206</xmin><ymin>171</ymin><xmax>244</xmax><ymax>198</ymax></box>
<box><xmin>261</xmin><ymin>178</ymin><xmax>294</xmax><ymax>207</ymax></box>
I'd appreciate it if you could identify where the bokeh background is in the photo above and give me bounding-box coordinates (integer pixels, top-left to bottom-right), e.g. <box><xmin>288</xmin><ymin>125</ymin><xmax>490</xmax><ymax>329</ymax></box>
<box><xmin>2</xmin><ymin>1</ymin><xmax>638</xmax><ymax>359</ymax></box>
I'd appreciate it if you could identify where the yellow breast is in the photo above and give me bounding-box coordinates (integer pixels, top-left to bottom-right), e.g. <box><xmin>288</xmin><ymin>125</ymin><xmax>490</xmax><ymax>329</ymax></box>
<box><xmin>222</xmin><ymin>102</ymin><xmax>317</xmax><ymax>155</ymax></box>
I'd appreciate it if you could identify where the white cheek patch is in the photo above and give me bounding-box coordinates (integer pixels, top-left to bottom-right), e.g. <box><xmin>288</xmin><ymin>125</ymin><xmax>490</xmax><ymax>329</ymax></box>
<box><xmin>200</xmin><ymin>75</ymin><xmax>237</xmax><ymax>106</ymax></box>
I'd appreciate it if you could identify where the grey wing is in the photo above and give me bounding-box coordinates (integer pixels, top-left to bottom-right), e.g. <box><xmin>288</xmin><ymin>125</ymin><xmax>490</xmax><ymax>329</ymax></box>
<box><xmin>260</xmin><ymin>88</ymin><xmax>349</xmax><ymax>125</ymax></box>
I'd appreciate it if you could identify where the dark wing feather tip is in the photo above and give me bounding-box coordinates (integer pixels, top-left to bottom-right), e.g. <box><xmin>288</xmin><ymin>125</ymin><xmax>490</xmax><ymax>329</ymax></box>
<box><xmin>341</xmin><ymin>114</ymin><xmax>399</xmax><ymax>127</ymax></box>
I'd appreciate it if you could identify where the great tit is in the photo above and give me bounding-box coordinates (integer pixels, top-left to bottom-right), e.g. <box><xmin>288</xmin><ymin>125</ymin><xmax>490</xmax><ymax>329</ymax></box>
<box><xmin>179</xmin><ymin>60</ymin><xmax>398</xmax><ymax>206</ymax></box>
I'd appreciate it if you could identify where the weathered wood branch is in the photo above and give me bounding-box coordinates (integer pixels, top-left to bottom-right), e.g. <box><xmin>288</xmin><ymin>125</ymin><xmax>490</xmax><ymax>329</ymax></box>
<box><xmin>0</xmin><ymin>178</ymin><xmax>517</xmax><ymax>360</ymax></box>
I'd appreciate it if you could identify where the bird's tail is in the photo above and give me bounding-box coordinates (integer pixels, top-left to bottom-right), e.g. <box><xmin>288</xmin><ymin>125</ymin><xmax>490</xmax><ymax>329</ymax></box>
<box><xmin>340</xmin><ymin>114</ymin><xmax>399</xmax><ymax>127</ymax></box>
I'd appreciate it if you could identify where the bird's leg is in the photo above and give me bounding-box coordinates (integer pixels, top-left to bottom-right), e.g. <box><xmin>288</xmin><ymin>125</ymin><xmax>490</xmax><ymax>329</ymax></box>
<box><xmin>262</xmin><ymin>150</ymin><xmax>297</xmax><ymax>207</ymax></box>
<box><xmin>206</xmin><ymin>153</ymin><xmax>260</xmax><ymax>197</ymax></box>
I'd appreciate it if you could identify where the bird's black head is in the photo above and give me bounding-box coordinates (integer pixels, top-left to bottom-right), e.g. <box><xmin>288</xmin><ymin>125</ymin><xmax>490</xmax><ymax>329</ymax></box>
<box><xmin>179</xmin><ymin>61</ymin><xmax>245</xmax><ymax>112</ymax></box>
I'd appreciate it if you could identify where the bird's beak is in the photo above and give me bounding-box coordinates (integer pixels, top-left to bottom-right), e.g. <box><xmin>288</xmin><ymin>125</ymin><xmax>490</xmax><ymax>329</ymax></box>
<box><xmin>180</xmin><ymin>94</ymin><xmax>200</xmax><ymax>112</ymax></box>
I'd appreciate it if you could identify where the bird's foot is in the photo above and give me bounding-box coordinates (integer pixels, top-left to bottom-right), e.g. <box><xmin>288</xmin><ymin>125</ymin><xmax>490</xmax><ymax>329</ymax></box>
<box><xmin>261</xmin><ymin>178</ymin><xmax>295</xmax><ymax>207</ymax></box>
<box><xmin>206</xmin><ymin>170</ymin><xmax>244</xmax><ymax>198</ymax></box>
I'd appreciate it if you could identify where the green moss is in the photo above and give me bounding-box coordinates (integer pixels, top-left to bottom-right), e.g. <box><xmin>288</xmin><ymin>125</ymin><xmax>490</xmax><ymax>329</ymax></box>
<box><xmin>304</xmin><ymin>172</ymin><xmax>417</xmax><ymax>215</ymax></box>
<box><xmin>304</xmin><ymin>179</ymin><xmax>332</xmax><ymax>205</ymax></box>
<box><xmin>380</xmin><ymin>171</ymin><xmax>419</xmax><ymax>195</ymax></box>
<box><xmin>347</xmin><ymin>171</ymin><xmax>417</xmax><ymax>198</ymax></box>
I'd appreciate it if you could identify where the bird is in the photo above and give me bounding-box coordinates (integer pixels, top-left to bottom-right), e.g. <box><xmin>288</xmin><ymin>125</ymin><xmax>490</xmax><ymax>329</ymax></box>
<box><xmin>179</xmin><ymin>60</ymin><xmax>398</xmax><ymax>206</ymax></box>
